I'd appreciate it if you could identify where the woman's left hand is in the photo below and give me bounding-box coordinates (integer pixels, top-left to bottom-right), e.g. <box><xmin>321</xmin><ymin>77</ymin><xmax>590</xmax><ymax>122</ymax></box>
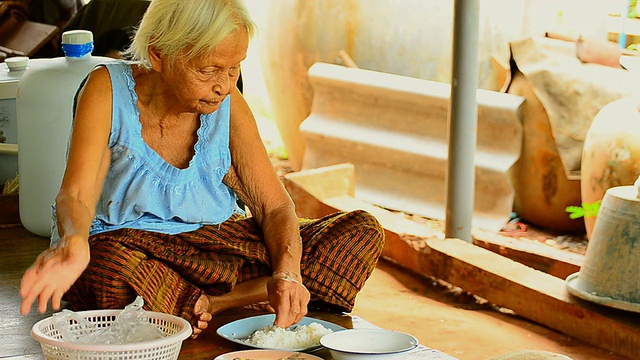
<box><xmin>267</xmin><ymin>272</ymin><xmax>310</xmax><ymax>328</ymax></box>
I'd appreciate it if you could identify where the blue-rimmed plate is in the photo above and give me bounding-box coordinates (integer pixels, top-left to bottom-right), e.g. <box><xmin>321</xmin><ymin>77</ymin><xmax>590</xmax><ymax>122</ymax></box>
<box><xmin>216</xmin><ymin>314</ymin><xmax>346</xmax><ymax>352</ymax></box>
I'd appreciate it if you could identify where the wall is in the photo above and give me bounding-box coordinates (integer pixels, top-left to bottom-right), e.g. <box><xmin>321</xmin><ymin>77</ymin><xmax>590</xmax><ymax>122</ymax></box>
<box><xmin>243</xmin><ymin>0</ymin><xmax>615</xmax><ymax>93</ymax></box>
<box><xmin>242</xmin><ymin>0</ymin><xmax>618</xmax><ymax>169</ymax></box>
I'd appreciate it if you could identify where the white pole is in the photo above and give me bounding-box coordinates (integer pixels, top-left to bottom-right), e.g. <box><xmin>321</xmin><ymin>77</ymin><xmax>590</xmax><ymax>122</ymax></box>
<box><xmin>445</xmin><ymin>0</ymin><xmax>480</xmax><ymax>242</ymax></box>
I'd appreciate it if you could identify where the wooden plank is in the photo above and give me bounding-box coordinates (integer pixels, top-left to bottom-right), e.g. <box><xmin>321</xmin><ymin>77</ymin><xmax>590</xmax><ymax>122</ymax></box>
<box><xmin>472</xmin><ymin>228</ymin><xmax>583</xmax><ymax>280</ymax></box>
<box><xmin>0</xmin><ymin>21</ymin><xmax>58</xmax><ymax>58</ymax></box>
<box><xmin>0</xmin><ymin>228</ymin><xmax>52</xmax><ymax>359</ymax></box>
<box><xmin>421</xmin><ymin>237</ymin><xmax>640</xmax><ymax>360</ymax></box>
<box><xmin>283</xmin><ymin>165</ymin><xmax>640</xmax><ymax>359</ymax></box>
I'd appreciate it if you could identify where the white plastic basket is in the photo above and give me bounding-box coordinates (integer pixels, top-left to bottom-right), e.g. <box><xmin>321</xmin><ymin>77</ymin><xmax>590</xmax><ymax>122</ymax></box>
<box><xmin>31</xmin><ymin>309</ymin><xmax>192</xmax><ymax>360</ymax></box>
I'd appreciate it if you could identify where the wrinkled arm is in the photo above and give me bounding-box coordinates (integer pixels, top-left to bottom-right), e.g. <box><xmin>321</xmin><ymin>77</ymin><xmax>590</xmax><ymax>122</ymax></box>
<box><xmin>224</xmin><ymin>89</ymin><xmax>309</xmax><ymax>327</ymax></box>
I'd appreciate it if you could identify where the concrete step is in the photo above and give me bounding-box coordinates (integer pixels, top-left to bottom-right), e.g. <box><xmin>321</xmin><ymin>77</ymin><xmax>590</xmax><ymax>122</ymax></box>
<box><xmin>300</xmin><ymin>62</ymin><xmax>524</xmax><ymax>231</ymax></box>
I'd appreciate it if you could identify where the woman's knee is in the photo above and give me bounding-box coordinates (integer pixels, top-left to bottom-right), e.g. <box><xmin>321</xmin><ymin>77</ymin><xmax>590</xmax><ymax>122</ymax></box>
<box><xmin>300</xmin><ymin>209</ymin><xmax>385</xmax><ymax>258</ymax></box>
<box><xmin>343</xmin><ymin>210</ymin><xmax>385</xmax><ymax>245</ymax></box>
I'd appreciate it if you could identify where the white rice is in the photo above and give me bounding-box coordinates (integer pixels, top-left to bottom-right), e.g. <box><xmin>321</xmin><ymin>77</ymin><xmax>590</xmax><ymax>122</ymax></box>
<box><xmin>242</xmin><ymin>322</ymin><xmax>333</xmax><ymax>349</ymax></box>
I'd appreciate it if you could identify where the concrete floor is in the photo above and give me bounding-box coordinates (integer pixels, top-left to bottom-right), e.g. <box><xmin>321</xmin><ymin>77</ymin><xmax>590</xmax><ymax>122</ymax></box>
<box><xmin>252</xmin><ymin>109</ymin><xmax>632</xmax><ymax>360</ymax></box>
<box><xmin>352</xmin><ymin>259</ymin><xmax>631</xmax><ymax>360</ymax></box>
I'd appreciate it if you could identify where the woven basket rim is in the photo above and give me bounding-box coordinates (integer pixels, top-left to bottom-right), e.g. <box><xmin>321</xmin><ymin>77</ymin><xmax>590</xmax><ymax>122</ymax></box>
<box><xmin>31</xmin><ymin>309</ymin><xmax>192</xmax><ymax>352</ymax></box>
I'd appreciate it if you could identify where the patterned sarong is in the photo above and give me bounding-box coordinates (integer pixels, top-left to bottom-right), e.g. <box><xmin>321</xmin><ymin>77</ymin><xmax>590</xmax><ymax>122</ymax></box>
<box><xmin>64</xmin><ymin>210</ymin><xmax>384</xmax><ymax>322</ymax></box>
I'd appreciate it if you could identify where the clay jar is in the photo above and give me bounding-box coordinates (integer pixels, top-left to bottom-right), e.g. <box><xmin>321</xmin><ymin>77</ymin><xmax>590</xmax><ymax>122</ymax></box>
<box><xmin>581</xmin><ymin>96</ymin><xmax>640</xmax><ymax>239</ymax></box>
<box><xmin>507</xmin><ymin>70</ymin><xmax>584</xmax><ymax>233</ymax></box>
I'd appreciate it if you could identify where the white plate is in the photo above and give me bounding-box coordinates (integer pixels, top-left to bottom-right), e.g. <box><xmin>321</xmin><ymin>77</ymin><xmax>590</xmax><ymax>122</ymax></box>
<box><xmin>214</xmin><ymin>349</ymin><xmax>324</xmax><ymax>360</ymax></box>
<box><xmin>320</xmin><ymin>328</ymin><xmax>419</xmax><ymax>356</ymax></box>
<box><xmin>216</xmin><ymin>314</ymin><xmax>346</xmax><ymax>352</ymax></box>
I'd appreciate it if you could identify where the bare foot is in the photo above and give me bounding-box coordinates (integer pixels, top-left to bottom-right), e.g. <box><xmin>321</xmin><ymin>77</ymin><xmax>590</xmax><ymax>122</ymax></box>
<box><xmin>191</xmin><ymin>295</ymin><xmax>214</xmax><ymax>339</ymax></box>
<box><xmin>189</xmin><ymin>277</ymin><xmax>271</xmax><ymax>338</ymax></box>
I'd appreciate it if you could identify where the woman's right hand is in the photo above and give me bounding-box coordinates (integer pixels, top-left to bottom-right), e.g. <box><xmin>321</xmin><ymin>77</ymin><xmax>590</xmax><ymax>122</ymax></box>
<box><xmin>19</xmin><ymin>235</ymin><xmax>90</xmax><ymax>315</ymax></box>
<box><xmin>267</xmin><ymin>272</ymin><xmax>310</xmax><ymax>328</ymax></box>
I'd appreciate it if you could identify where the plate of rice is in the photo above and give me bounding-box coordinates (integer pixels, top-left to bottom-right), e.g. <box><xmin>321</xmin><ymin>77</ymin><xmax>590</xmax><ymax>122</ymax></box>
<box><xmin>214</xmin><ymin>349</ymin><xmax>324</xmax><ymax>359</ymax></box>
<box><xmin>216</xmin><ymin>314</ymin><xmax>345</xmax><ymax>352</ymax></box>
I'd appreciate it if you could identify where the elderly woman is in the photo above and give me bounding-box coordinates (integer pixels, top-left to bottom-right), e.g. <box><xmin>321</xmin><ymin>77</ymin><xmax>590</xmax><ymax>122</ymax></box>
<box><xmin>19</xmin><ymin>0</ymin><xmax>384</xmax><ymax>338</ymax></box>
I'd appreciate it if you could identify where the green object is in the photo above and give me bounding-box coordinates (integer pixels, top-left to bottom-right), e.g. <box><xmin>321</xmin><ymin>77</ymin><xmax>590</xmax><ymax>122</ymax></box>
<box><xmin>630</xmin><ymin>0</ymin><xmax>638</xmax><ymax>18</ymax></box>
<box><xmin>269</xmin><ymin>146</ymin><xmax>288</xmax><ymax>160</ymax></box>
<box><xmin>565</xmin><ymin>201</ymin><xmax>601</xmax><ymax>219</ymax></box>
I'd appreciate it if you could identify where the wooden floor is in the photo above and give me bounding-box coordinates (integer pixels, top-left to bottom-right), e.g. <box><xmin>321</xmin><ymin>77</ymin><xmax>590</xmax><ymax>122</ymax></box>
<box><xmin>0</xmin><ymin>225</ymin><xmax>632</xmax><ymax>360</ymax></box>
<box><xmin>1</xmin><ymin>226</ymin><xmax>52</xmax><ymax>360</ymax></box>
<box><xmin>0</xmin><ymin>225</ymin><xmax>345</xmax><ymax>359</ymax></box>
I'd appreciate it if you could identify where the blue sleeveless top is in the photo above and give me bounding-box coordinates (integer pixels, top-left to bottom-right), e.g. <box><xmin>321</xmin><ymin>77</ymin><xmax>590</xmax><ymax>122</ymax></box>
<box><xmin>50</xmin><ymin>61</ymin><xmax>240</xmax><ymax>246</ymax></box>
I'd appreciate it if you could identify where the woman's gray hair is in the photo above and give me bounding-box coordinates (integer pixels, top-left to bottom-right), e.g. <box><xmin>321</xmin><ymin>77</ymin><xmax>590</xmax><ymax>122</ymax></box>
<box><xmin>125</xmin><ymin>0</ymin><xmax>256</xmax><ymax>69</ymax></box>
